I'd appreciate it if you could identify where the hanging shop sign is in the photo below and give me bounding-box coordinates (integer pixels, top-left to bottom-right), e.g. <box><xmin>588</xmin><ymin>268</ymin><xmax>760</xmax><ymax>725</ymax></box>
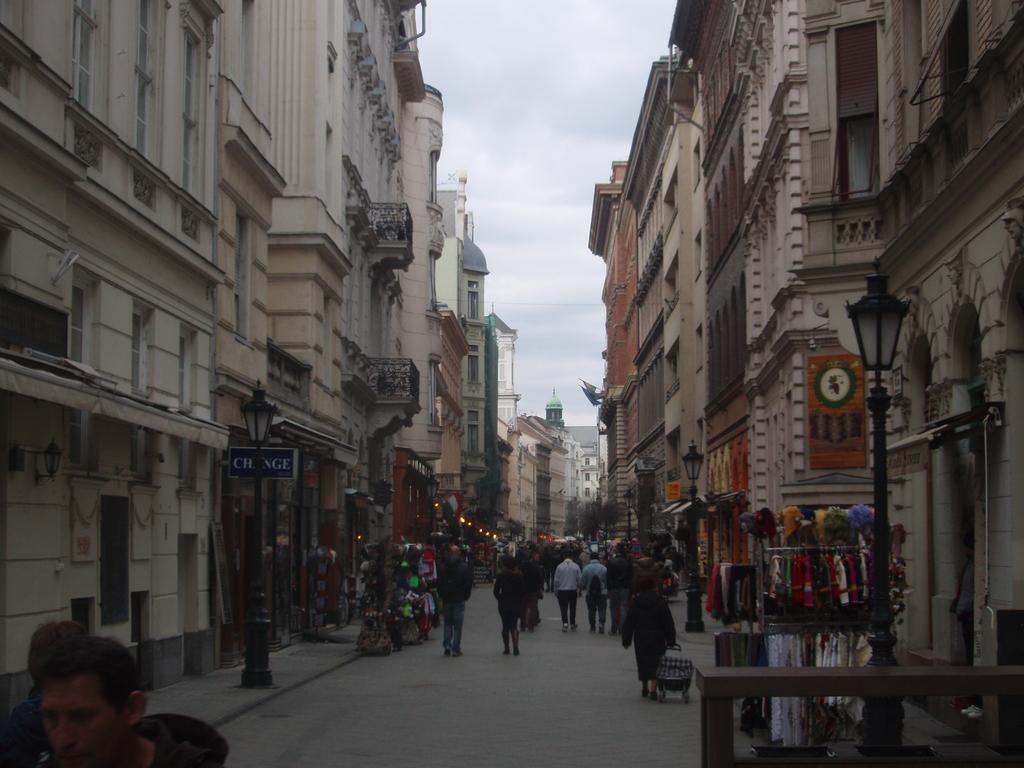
<box><xmin>666</xmin><ymin>480</ymin><xmax>682</xmax><ymax>501</ymax></box>
<box><xmin>807</xmin><ymin>354</ymin><xmax>866</xmax><ymax>470</ymax></box>
<box><xmin>227</xmin><ymin>447</ymin><xmax>297</xmax><ymax>479</ymax></box>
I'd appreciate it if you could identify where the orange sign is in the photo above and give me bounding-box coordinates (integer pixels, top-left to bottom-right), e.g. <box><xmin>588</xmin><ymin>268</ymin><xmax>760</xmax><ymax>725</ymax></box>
<box><xmin>807</xmin><ymin>354</ymin><xmax>866</xmax><ymax>469</ymax></box>
<box><xmin>666</xmin><ymin>481</ymin><xmax>682</xmax><ymax>501</ymax></box>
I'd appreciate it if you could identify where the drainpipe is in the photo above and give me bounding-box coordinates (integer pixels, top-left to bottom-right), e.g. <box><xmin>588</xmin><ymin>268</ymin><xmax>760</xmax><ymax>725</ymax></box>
<box><xmin>394</xmin><ymin>0</ymin><xmax>426</xmax><ymax>51</ymax></box>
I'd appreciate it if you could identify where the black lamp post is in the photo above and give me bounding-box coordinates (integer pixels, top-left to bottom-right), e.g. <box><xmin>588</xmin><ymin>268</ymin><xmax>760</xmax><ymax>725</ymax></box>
<box><xmin>847</xmin><ymin>262</ymin><xmax>908</xmax><ymax>745</ymax></box>
<box><xmin>623</xmin><ymin>487</ymin><xmax>634</xmax><ymax>543</ymax></box>
<box><xmin>682</xmin><ymin>440</ymin><xmax>705</xmax><ymax>633</ymax></box>
<box><xmin>426</xmin><ymin>476</ymin><xmax>439</xmax><ymax>537</ymax></box>
<box><xmin>240</xmin><ymin>382</ymin><xmax>277</xmax><ymax>688</ymax></box>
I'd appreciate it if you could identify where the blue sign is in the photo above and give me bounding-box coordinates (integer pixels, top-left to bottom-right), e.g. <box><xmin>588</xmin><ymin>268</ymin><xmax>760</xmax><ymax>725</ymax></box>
<box><xmin>227</xmin><ymin>447</ymin><xmax>297</xmax><ymax>479</ymax></box>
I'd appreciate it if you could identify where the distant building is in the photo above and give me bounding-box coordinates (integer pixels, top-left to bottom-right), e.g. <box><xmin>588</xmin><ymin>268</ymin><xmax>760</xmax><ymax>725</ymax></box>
<box><xmin>494</xmin><ymin>314</ymin><xmax>521</xmax><ymax>428</ymax></box>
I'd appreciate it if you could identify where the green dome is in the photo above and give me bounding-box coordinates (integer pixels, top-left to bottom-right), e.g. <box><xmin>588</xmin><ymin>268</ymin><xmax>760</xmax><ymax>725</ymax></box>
<box><xmin>546</xmin><ymin>389</ymin><xmax>562</xmax><ymax>409</ymax></box>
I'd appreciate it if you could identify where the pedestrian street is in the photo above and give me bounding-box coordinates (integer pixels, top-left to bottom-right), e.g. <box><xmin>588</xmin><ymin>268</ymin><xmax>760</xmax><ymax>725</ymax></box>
<box><xmin>220</xmin><ymin>587</ymin><xmax>715</xmax><ymax>768</ymax></box>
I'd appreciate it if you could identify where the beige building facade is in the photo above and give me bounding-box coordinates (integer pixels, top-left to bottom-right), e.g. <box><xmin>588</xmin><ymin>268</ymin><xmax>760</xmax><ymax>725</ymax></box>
<box><xmin>1</xmin><ymin>0</ymin><xmax>227</xmax><ymax>702</ymax></box>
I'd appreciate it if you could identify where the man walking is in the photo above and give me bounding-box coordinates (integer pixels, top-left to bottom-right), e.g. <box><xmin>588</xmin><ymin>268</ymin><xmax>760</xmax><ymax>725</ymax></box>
<box><xmin>606</xmin><ymin>544</ymin><xmax>633</xmax><ymax>635</ymax></box>
<box><xmin>541</xmin><ymin>547</ymin><xmax>557</xmax><ymax>592</ymax></box>
<box><xmin>553</xmin><ymin>552</ymin><xmax>582</xmax><ymax>631</ymax></box>
<box><xmin>581</xmin><ymin>555</ymin><xmax>609</xmax><ymax>633</ymax></box>
<box><xmin>438</xmin><ymin>545</ymin><xmax>473</xmax><ymax>656</ymax></box>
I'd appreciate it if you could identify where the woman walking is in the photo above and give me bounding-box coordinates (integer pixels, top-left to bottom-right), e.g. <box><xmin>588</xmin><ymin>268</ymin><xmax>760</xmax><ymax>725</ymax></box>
<box><xmin>493</xmin><ymin>554</ymin><xmax>527</xmax><ymax>655</ymax></box>
<box><xmin>621</xmin><ymin>576</ymin><xmax>676</xmax><ymax>698</ymax></box>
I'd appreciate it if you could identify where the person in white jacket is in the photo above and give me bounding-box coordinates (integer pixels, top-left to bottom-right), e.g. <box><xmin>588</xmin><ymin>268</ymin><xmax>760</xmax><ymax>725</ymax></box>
<box><xmin>553</xmin><ymin>555</ymin><xmax>582</xmax><ymax>631</ymax></box>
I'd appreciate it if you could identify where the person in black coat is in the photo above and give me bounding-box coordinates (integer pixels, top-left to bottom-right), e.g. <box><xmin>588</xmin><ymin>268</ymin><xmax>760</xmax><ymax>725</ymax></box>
<box><xmin>621</xmin><ymin>576</ymin><xmax>677</xmax><ymax>699</ymax></box>
<box><xmin>493</xmin><ymin>554</ymin><xmax>527</xmax><ymax>655</ymax></box>
<box><xmin>520</xmin><ymin>552</ymin><xmax>545</xmax><ymax>631</ymax></box>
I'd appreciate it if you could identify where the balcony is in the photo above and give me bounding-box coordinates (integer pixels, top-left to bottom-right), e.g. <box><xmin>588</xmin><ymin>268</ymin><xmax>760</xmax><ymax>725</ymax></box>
<box><xmin>368</xmin><ymin>203</ymin><xmax>414</xmax><ymax>273</ymax></box>
<box><xmin>392</xmin><ymin>48</ymin><xmax>426</xmax><ymax>103</ymax></box>
<box><xmin>367</xmin><ymin>357</ymin><xmax>420</xmax><ymax>438</ymax></box>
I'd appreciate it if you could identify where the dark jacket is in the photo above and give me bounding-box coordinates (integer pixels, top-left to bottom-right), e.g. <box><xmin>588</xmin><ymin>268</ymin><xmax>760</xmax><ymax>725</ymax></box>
<box><xmin>522</xmin><ymin>561</ymin><xmax>544</xmax><ymax>592</ymax></box>
<box><xmin>0</xmin><ymin>689</ymin><xmax>47</xmax><ymax>768</ymax></box>
<box><xmin>606</xmin><ymin>554</ymin><xmax>633</xmax><ymax>590</ymax></box>
<box><xmin>621</xmin><ymin>590</ymin><xmax>677</xmax><ymax>658</ymax></box>
<box><xmin>493</xmin><ymin>570</ymin><xmax>527</xmax><ymax>613</ymax></box>
<box><xmin>438</xmin><ymin>557</ymin><xmax>473</xmax><ymax>604</ymax></box>
<box><xmin>38</xmin><ymin>713</ymin><xmax>228</xmax><ymax>768</ymax></box>
<box><xmin>631</xmin><ymin>556</ymin><xmax>663</xmax><ymax>595</ymax></box>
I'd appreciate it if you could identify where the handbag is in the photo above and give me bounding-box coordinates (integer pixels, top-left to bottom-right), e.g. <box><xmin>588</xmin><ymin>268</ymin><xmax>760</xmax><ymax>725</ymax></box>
<box><xmin>357</xmin><ymin>626</ymin><xmax>392</xmax><ymax>655</ymax></box>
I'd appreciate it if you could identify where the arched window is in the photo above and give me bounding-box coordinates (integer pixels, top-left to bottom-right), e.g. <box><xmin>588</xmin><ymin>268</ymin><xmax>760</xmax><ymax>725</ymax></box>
<box><xmin>909</xmin><ymin>335</ymin><xmax>931</xmax><ymax>429</ymax></box>
<box><xmin>708</xmin><ymin>317</ymin><xmax>716</xmax><ymax>393</ymax></box>
<box><xmin>727</xmin><ymin>150</ymin><xmax>737</xmax><ymax>240</ymax></box>
<box><xmin>730</xmin><ymin>287</ymin><xmax>739</xmax><ymax>379</ymax></box>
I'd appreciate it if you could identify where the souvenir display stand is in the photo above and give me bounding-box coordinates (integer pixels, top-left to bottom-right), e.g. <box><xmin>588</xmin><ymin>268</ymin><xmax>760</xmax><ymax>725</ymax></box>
<box><xmin>714</xmin><ymin>504</ymin><xmax>889</xmax><ymax>746</ymax></box>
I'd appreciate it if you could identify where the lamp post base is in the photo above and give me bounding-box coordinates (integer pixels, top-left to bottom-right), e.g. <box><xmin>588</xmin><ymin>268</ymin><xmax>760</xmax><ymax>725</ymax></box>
<box><xmin>685</xmin><ymin>580</ymin><xmax>704</xmax><ymax>633</ymax></box>
<box><xmin>240</xmin><ymin>666</ymin><xmax>274</xmax><ymax>688</ymax></box>
<box><xmin>863</xmin><ymin>696</ymin><xmax>904</xmax><ymax>746</ymax></box>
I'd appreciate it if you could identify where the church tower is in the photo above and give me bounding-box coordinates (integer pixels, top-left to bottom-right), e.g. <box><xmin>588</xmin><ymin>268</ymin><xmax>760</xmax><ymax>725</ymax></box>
<box><xmin>545</xmin><ymin>389</ymin><xmax>564</xmax><ymax>428</ymax></box>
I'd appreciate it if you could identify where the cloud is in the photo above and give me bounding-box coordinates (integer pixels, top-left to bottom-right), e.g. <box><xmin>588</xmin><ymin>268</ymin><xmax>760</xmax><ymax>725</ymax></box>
<box><xmin>419</xmin><ymin>0</ymin><xmax>677</xmax><ymax>426</ymax></box>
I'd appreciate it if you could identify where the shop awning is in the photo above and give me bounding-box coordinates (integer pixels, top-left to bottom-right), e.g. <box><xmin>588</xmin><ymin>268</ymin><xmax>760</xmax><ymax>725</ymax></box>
<box><xmin>886</xmin><ymin>424</ymin><xmax>947</xmax><ymax>454</ymax></box>
<box><xmin>0</xmin><ymin>351</ymin><xmax>228</xmax><ymax>449</ymax></box>
<box><xmin>664</xmin><ymin>496</ymin><xmax>706</xmax><ymax>519</ymax></box>
<box><xmin>272</xmin><ymin>416</ymin><xmax>358</xmax><ymax>465</ymax></box>
<box><xmin>889</xmin><ymin>405</ymin><xmax>999</xmax><ymax>450</ymax></box>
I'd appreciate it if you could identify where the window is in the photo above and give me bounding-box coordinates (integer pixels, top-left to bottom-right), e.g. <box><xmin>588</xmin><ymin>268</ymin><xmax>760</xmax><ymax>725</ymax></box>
<box><xmin>129</xmin><ymin>427</ymin><xmax>147</xmax><ymax>475</ymax></box>
<box><xmin>70</xmin><ymin>285</ymin><xmax>86</xmax><ymax>362</ymax></box>
<box><xmin>428</xmin><ymin>362</ymin><xmax>440</xmax><ymax>426</ymax></box>
<box><xmin>585</xmin><ymin>488</ymin><xmax>591</xmax><ymax>498</ymax></box>
<box><xmin>241</xmin><ymin>0</ymin><xmax>254</xmax><ymax>94</ymax></box>
<box><xmin>468</xmin><ymin>424</ymin><xmax>479</xmax><ymax>453</ymax></box>
<box><xmin>69</xmin><ymin>409</ymin><xmax>86</xmax><ymax>465</ymax></box>
<box><xmin>72</xmin><ymin>0</ymin><xmax>96</xmax><ymax>109</ymax></box>
<box><xmin>694</xmin><ymin>231</ymin><xmax>703</xmax><ymax>279</ymax></box>
<box><xmin>182</xmin><ymin>31</ymin><xmax>199</xmax><ymax>191</ymax></box>
<box><xmin>429</xmin><ymin>151</ymin><xmax>439</xmax><ymax>204</ymax></box>
<box><xmin>234</xmin><ymin>216</ymin><xmax>247</xmax><ymax>336</ymax></box>
<box><xmin>585</xmin><ymin>458</ymin><xmax>590</xmax><ymax>466</ymax></box>
<box><xmin>468</xmin><ymin>286</ymin><xmax>479</xmax><ymax>320</ymax></box>
<box><xmin>468</xmin><ymin>345</ymin><xmax>479</xmax><ymax>383</ymax></box>
<box><xmin>322</xmin><ymin>294</ymin><xmax>332</xmax><ymax>375</ymax></box>
<box><xmin>943</xmin><ymin>1</ymin><xmax>969</xmax><ymax>95</ymax></box>
<box><xmin>836</xmin><ymin>24</ymin><xmax>878</xmax><ymax>198</ymax></box>
<box><xmin>131</xmin><ymin>310</ymin><xmax>148</xmax><ymax>391</ymax></box>
<box><xmin>178</xmin><ymin>329</ymin><xmax>193</xmax><ymax>409</ymax></box>
<box><xmin>693</xmin><ymin>140</ymin><xmax>701</xmax><ymax>190</ymax></box>
<box><xmin>135</xmin><ymin>0</ymin><xmax>153</xmax><ymax>153</ymax></box>
<box><xmin>177</xmin><ymin>438</ymin><xmax>196</xmax><ymax>489</ymax></box>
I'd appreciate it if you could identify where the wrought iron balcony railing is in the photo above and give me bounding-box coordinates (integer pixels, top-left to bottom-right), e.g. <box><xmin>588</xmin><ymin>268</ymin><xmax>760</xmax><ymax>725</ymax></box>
<box><xmin>367</xmin><ymin>357</ymin><xmax>419</xmax><ymax>402</ymax></box>
<box><xmin>368</xmin><ymin>203</ymin><xmax>414</xmax><ymax>272</ymax></box>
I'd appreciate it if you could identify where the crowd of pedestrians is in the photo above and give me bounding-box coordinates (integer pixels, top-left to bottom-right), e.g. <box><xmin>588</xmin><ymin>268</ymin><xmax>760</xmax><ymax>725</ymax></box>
<box><xmin>483</xmin><ymin>540</ymin><xmax>681</xmax><ymax>695</ymax></box>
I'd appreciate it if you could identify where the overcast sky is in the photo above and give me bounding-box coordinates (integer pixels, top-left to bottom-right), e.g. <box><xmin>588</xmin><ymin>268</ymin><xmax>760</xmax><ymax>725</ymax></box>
<box><xmin>418</xmin><ymin>1</ymin><xmax>677</xmax><ymax>427</ymax></box>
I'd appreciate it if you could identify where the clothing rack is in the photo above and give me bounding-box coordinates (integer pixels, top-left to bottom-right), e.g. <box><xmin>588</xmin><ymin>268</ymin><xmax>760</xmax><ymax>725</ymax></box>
<box><xmin>762</xmin><ymin>545</ymin><xmax>863</xmax><ymax>554</ymax></box>
<box><xmin>763</xmin><ymin>620</ymin><xmax>870</xmax><ymax>634</ymax></box>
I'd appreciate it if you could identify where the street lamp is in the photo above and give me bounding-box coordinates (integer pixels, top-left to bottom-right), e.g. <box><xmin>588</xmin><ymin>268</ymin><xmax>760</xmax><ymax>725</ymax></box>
<box><xmin>682</xmin><ymin>440</ymin><xmax>705</xmax><ymax>633</ymax></box>
<box><xmin>847</xmin><ymin>262</ymin><xmax>908</xmax><ymax>746</ymax></box>
<box><xmin>623</xmin><ymin>487</ymin><xmax>634</xmax><ymax>543</ymax></box>
<box><xmin>240</xmin><ymin>382</ymin><xmax>277</xmax><ymax>688</ymax></box>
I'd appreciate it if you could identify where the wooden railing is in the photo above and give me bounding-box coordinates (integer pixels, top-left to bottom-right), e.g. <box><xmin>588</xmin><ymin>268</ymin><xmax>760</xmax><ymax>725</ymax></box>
<box><xmin>697</xmin><ymin>666</ymin><xmax>1024</xmax><ymax>767</ymax></box>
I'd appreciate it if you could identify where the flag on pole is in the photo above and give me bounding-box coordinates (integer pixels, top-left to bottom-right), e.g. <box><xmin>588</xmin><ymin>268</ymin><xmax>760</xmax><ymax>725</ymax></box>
<box><xmin>579</xmin><ymin>379</ymin><xmax>604</xmax><ymax>406</ymax></box>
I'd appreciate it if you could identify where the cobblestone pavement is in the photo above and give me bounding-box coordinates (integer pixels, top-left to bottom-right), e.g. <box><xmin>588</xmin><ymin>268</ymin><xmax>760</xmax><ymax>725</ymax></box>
<box><xmin>219</xmin><ymin>587</ymin><xmax>716</xmax><ymax>768</ymax></box>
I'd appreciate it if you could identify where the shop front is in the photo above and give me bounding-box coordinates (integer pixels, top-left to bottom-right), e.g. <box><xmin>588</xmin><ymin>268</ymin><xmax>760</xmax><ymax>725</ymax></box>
<box><xmin>704</xmin><ymin>433</ymin><xmax>750</xmax><ymax>571</ymax></box>
<box><xmin>392</xmin><ymin>447</ymin><xmax>438</xmax><ymax>544</ymax></box>
<box><xmin>218</xmin><ymin>420</ymin><xmax>352</xmax><ymax>659</ymax></box>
